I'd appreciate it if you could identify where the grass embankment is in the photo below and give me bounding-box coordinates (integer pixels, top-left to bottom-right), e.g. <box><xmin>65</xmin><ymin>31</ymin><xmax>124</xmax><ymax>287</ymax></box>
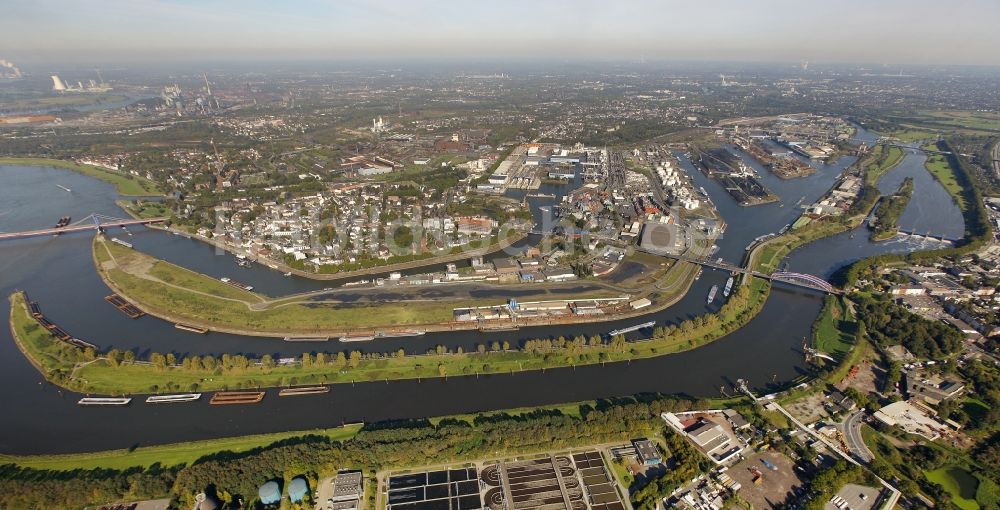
<box><xmin>0</xmin><ymin>157</ymin><xmax>161</xmax><ymax>196</ymax></box>
<box><xmin>811</xmin><ymin>295</ymin><xmax>866</xmax><ymax>383</ymax></box>
<box><xmin>118</xmin><ymin>199</ymin><xmax>170</xmax><ymax>219</ymax></box>
<box><xmin>0</xmin><ymin>424</ymin><xmax>363</xmax><ymax>472</ymax></box>
<box><xmin>864</xmin><ymin>145</ymin><xmax>905</xmax><ymax>187</ymax></box>
<box><xmin>752</xmin><ymin>219</ymin><xmax>853</xmax><ymax>273</ymax></box>
<box><xmin>9</xmin><ymin>271</ymin><xmax>765</xmax><ymax>395</ymax></box>
<box><xmin>924</xmin><ymin>148</ymin><xmax>969</xmax><ymax>210</ymax></box>
<box><xmin>95</xmin><ymin>237</ymin><xmax>540</xmax><ymax>332</ymax></box>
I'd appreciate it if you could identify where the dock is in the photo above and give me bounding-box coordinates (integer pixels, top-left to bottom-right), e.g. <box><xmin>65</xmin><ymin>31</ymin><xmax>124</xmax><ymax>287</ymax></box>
<box><xmin>209</xmin><ymin>391</ymin><xmax>265</xmax><ymax>405</ymax></box>
<box><xmin>105</xmin><ymin>294</ymin><xmax>145</xmax><ymax>319</ymax></box>
<box><xmin>175</xmin><ymin>323</ymin><xmax>208</xmax><ymax>334</ymax></box>
<box><xmin>278</xmin><ymin>386</ymin><xmax>330</xmax><ymax>397</ymax></box>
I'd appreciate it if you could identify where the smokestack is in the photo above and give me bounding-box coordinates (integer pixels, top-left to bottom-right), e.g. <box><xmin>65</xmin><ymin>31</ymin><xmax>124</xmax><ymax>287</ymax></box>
<box><xmin>51</xmin><ymin>75</ymin><xmax>67</xmax><ymax>91</ymax></box>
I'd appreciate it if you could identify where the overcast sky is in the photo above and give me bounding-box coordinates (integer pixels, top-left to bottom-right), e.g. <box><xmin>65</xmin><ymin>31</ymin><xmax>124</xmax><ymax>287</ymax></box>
<box><xmin>3</xmin><ymin>0</ymin><xmax>999</xmax><ymax>66</ymax></box>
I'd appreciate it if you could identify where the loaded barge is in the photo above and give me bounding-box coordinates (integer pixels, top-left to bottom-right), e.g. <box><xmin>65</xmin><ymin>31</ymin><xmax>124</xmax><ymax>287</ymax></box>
<box><xmin>376</xmin><ymin>330</ymin><xmax>426</xmax><ymax>338</ymax></box>
<box><xmin>283</xmin><ymin>336</ymin><xmax>329</xmax><ymax>342</ymax></box>
<box><xmin>339</xmin><ymin>334</ymin><xmax>376</xmax><ymax>343</ymax></box>
<box><xmin>78</xmin><ymin>397</ymin><xmax>132</xmax><ymax>406</ymax></box>
<box><xmin>26</xmin><ymin>297</ymin><xmax>97</xmax><ymax>350</ymax></box>
<box><xmin>278</xmin><ymin>386</ymin><xmax>330</xmax><ymax>397</ymax></box>
<box><xmin>175</xmin><ymin>323</ymin><xmax>208</xmax><ymax>334</ymax></box>
<box><xmin>105</xmin><ymin>293</ymin><xmax>145</xmax><ymax>319</ymax></box>
<box><xmin>146</xmin><ymin>393</ymin><xmax>202</xmax><ymax>404</ymax></box>
<box><xmin>209</xmin><ymin>391</ymin><xmax>265</xmax><ymax>405</ymax></box>
<box><xmin>219</xmin><ymin>277</ymin><xmax>254</xmax><ymax>291</ymax></box>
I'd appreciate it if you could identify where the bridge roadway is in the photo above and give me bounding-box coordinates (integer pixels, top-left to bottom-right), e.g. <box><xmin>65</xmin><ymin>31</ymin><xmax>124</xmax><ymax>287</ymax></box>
<box><xmin>0</xmin><ymin>216</ymin><xmax>167</xmax><ymax>241</ymax></box>
<box><xmin>661</xmin><ymin>252</ymin><xmax>842</xmax><ymax>295</ymax></box>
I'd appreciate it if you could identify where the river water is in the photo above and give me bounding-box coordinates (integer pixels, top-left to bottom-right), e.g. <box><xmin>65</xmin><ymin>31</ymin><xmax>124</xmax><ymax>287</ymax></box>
<box><xmin>0</xmin><ymin>130</ymin><xmax>965</xmax><ymax>454</ymax></box>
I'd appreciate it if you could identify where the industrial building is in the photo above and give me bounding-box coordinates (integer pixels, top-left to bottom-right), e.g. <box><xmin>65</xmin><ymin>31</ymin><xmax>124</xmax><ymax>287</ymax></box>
<box><xmin>631</xmin><ymin>438</ymin><xmax>663</xmax><ymax>465</ymax></box>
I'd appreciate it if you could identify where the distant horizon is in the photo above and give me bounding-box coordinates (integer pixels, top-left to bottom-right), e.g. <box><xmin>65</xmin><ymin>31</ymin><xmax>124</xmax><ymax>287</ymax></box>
<box><xmin>4</xmin><ymin>0</ymin><xmax>1000</xmax><ymax>67</ymax></box>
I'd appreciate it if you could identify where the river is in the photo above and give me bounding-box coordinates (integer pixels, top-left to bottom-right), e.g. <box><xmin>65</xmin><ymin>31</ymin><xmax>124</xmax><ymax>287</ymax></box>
<box><xmin>0</xmin><ymin>129</ymin><xmax>965</xmax><ymax>454</ymax></box>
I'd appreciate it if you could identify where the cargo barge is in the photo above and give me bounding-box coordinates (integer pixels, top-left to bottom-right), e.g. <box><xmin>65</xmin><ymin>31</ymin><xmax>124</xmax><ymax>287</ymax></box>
<box><xmin>376</xmin><ymin>330</ymin><xmax>426</xmax><ymax>338</ymax></box>
<box><xmin>110</xmin><ymin>237</ymin><xmax>133</xmax><ymax>249</ymax></box>
<box><xmin>78</xmin><ymin>397</ymin><xmax>132</xmax><ymax>406</ymax></box>
<box><xmin>278</xmin><ymin>386</ymin><xmax>330</xmax><ymax>397</ymax></box>
<box><xmin>209</xmin><ymin>391</ymin><xmax>265</xmax><ymax>405</ymax></box>
<box><xmin>105</xmin><ymin>293</ymin><xmax>145</xmax><ymax>319</ymax></box>
<box><xmin>608</xmin><ymin>321</ymin><xmax>656</xmax><ymax>337</ymax></box>
<box><xmin>283</xmin><ymin>336</ymin><xmax>329</xmax><ymax>342</ymax></box>
<box><xmin>219</xmin><ymin>277</ymin><xmax>254</xmax><ymax>291</ymax></box>
<box><xmin>175</xmin><ymin>323</ymin><xmax>209</xmax><ymax>334</ymax></box>
<box><xmin>145</xmin><ymin>393</ymin><xmax>202</xmax><ymax>404</ymax></box>
<box><xmin>339</xmin><ymin>334</ymin><xmax>376</xmax><ymax>343</ymax></box>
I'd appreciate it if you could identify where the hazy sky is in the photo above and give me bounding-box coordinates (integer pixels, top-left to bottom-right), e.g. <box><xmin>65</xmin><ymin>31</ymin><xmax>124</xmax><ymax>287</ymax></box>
<box><xmin>3</xmin><ymin>0</ymin><xmax>999</xmax><ymax>65</ymax></box>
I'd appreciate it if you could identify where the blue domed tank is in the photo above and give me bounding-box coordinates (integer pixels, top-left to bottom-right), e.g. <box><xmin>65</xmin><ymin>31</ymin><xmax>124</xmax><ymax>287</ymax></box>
<box><xmin>289</xmin><ymin>477</ymin><xmax>309</xmax><ymax>502</ymax></box>
<box><xmin>258</xmin><ymin>480</ymin><xmax>281</xmax><ymax>505</ymax></box>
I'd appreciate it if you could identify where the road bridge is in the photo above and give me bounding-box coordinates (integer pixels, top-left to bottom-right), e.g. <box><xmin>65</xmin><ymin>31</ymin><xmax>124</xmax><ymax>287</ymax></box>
<box><xmin>0</xmin><ymin>214</ymin><xmax>166</xmax><ymax>241</ymax></box>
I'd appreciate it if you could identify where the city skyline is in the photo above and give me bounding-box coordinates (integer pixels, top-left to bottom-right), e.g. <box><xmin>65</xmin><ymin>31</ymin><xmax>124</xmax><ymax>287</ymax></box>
<box><xmin>4</xmin><ymin>0</ymin><xmax>1000</xmax><ymax>66</ymax></box>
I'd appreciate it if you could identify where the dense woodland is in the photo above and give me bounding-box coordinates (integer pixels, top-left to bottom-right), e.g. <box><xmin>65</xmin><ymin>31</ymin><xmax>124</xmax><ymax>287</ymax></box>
<box><xmin>854</xmin><ymin>295</ymin><xmax>964</xmax><ymax>359</ymax></box>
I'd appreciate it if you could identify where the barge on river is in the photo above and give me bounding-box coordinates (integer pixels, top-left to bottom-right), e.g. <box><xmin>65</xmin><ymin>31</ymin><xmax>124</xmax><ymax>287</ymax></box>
<box><xmin>78</xmin><ymin>397</ymin><xmax>132</xmax><ymax>406</ymax></box>
<box><xmin>278</xmin><ymin>386</ymin><xmax>330</xmax><ymax>397</ymax></box>
<box><xmin>283</xmin><ymin>336</ymin><xmax>329</xmax><ymax>342</ymax></box>
<box><xmin>339</xmin><ymin>334</ymin><xmax>376</xmax><ymax>342</ymax></box>
<box><xmin>175</xmin><ymin>323</ymin><xmax>208</xmax><ymax>334</ymax></box>
<box><xmin>146</xmin><ymin>393</ymin><xmax>202</xmax><ymax>404</ymax></box>
<box><xmin>209</xmin><ymin>391</ymin><xmax>265</xmax><ymax>405</ymax></box>
<box><xmin>105</xmin><ymin>293</ymin><xmax>145</xmax><ymax>319</ymax></box>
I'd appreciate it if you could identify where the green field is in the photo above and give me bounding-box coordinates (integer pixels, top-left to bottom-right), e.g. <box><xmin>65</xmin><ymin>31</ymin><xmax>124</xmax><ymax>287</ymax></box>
<box><xmin>924</xmin><ymin>150</ymin><xmax>969</xmax><ymax>210</ymax></box>
<box><xmin>864</xmin><ymin>145</ymin><xmax>905</xmax><ymax>187</ymax></box>
<box><xmin>925</xmin><ymin>467</ymin><xmax>980</xmax><ymax>510</ymax></box>
<box><xmin>887</xmin><ymin>129</ymin><xmax>940</xmax><ymax>143</ymax></box>
<box><xmin>0</xmin><ymin>424</ymin><xmax>363</xmax><ymax>471</ymax></box>
<box><xmin>0</xmin><ymin>157</ymin><xmax>161</xmax><ymax>196</ymax></box>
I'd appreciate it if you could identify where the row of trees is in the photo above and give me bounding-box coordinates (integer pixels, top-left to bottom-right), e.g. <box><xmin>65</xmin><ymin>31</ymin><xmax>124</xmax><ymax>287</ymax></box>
<box><xmin>0</xmin><ymin>394</ymin><xmax>714</xmax><ymax>509</ymax></box>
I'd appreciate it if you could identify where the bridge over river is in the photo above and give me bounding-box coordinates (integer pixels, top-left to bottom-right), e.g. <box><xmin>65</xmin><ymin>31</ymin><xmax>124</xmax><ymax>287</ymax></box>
<box><xmin>661</xmin><ymin>252</ymin><xmax>842</xmax><ymax>295</ymax></box>
<box><xmin>0</xmin><ymin>213</ymin><xmax>167</xmax><ymax>241</ymax></box>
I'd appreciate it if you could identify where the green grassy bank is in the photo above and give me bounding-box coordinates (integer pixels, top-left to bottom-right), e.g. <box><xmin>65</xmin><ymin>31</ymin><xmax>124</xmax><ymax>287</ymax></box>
<box><xmin>0</xmin><ymin>157</ymin><xmax>161</xmax><ymax>196</ymax></box>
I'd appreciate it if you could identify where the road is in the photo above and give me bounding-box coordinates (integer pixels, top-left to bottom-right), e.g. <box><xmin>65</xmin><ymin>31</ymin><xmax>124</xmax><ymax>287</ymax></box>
<box><xmin>843</xmin><ymin>410</ymin><xmax>874</xmax><ymax>463</ymax></box>
<box><xmin>991</xmin><ymin>139</ymin><xmax>1000</xmax><ymax>181</ymax></box>
<box><xmin>766</xmin><ymin>401</ymin><xmax>901</xmax><ymax>509</ymax></box>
